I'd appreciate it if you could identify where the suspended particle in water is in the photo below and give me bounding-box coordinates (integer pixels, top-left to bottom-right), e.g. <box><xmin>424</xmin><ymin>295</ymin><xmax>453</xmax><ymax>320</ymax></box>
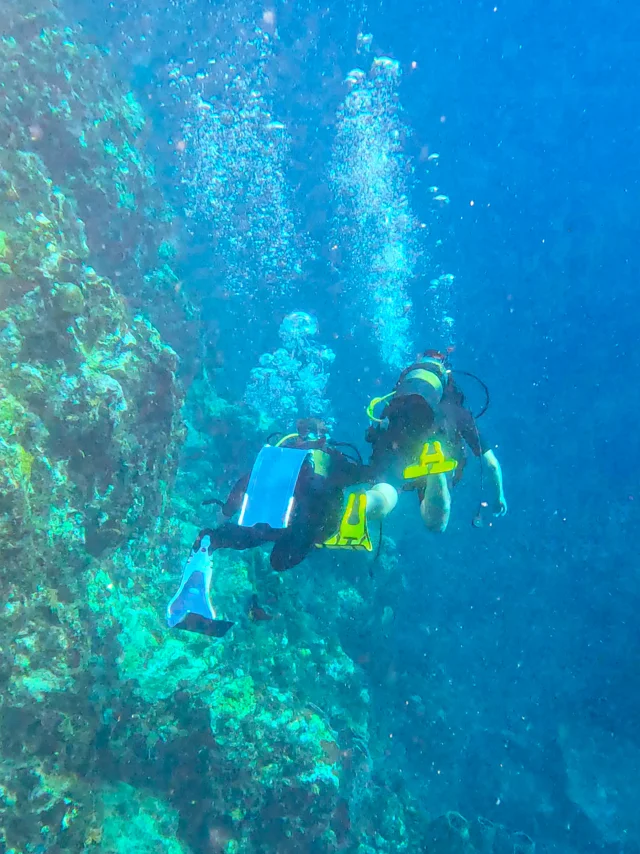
<box><xmin>262</xmin><ymin>8</ymin><xmax>276</xmax><ymax>30</ymax></box>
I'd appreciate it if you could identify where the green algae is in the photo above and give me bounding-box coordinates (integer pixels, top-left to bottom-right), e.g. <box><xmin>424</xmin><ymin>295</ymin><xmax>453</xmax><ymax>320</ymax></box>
<box><xmin>15</xmin><ymin>444</ymin><xmax>33</xmax><ymax>481</ymax></box>
<box><xmin>100</xmin><ymin>783</ymin><xmax>191</xmax><ymax>854</ymax></box>
<box><xmin>15</xmin><ymin>668</ymin><xmax>73</xmax><ymax>701</ymax></box>
<box><xmin>209</xmin><ymin>673</ymin><xmax>257</xmax><ymax>727</ymax></box>
<box><xmin>117</xmin><ymin>612</ymin><xmax>215</xmax><ymax>703</ymax></box>
<box><xmin>0</xmin><ymin>395</ymin><xmax>28</xmax><ymax>435</ymax></box>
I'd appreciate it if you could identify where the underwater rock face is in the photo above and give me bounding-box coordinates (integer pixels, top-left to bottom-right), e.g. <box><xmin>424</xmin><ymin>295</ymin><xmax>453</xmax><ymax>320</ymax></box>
<box><xmin>0</xmin><ymin>272</ymin><xmax>185</xmax><ymax>562</ymax></box>
<box><xmin>0</xmin><ymin>0</ymin><xmax>196</xmax><ymax>354</ymax></box>
<box><xmin>0</xmin><ymin>144</ymin><xmax>187</xmax><ymax>849</ymax></box>
<box><xmin>0</xmin><ymin>3</ymin><xmax>190</xmax><ymax>850</ymax></box>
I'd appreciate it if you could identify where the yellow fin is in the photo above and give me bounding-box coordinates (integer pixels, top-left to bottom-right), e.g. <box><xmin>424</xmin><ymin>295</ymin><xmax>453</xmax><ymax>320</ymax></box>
<box><xmin>317</xmin><ymin>492</ymin><xmax>372</xmax><ymax>552</ymax></box>
<box><xmin>403</xmin><ymin>441</ymin><xmax>457</xmax><ymax>480</ymax></box>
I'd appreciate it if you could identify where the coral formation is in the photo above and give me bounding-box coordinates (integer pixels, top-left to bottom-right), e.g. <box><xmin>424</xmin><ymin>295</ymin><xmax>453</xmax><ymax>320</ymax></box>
<box><xmin>0</xmin><ymin>0</ymin><xmax>196</xmax><ymax>355</ymax></box>
<box><xmin>0</xmin><ymin>271</ymin><xmax>185</xmax><ymax>562</ymax></box>
<box><xmin>0</xmin><ymin>6</ymin><xmax>385</xmax><ymax>851</ymax></box>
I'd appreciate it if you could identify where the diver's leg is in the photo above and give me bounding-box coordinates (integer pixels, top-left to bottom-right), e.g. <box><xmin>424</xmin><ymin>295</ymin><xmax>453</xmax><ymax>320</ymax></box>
<box><xmin>197</xmin><ymin>523</ymin><xmax>273</xmax><ymax>552</ymax></box>
<box><xmin>419</xmin><ymin>473</ymin><xmax>451</xmax><ymax>533</ymax></box>
<box><xmin>365</xmin><ymin>483</ymin><xmax>398</xmax><ymax>520</ymax></box>
<box><xmin>269</xmin><ymin>491</ymin><xmax>324</xmax><ymax>571</ymax></box>
<box><xmin>270</xmin><ymin>523</ymin><xmax>316</xmax><ymax>571</ymax></box>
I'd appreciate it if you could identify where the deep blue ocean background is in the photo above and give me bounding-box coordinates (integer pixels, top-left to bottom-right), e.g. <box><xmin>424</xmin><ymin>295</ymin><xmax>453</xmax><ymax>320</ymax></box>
<box><xmin>64</xmin><ymin>0</ymin><xmax>640</xmax><ymax>849</ymax></box>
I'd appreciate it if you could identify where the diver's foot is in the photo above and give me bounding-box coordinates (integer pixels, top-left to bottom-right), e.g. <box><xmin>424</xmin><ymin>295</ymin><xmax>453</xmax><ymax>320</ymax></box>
<box><xmin>193</xmin><ymin>528</ymin><xmax>219</xmax><ymax>553</ymax></box>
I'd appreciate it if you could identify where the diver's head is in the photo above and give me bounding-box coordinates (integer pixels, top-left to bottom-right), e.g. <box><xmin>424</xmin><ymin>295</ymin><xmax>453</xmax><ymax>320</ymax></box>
<box><xmin>419</xmin><ymin>349</ymin><xmax>450</xmax><ymax>380</ymax></box>
<box><xmin>296</xmin><ymin>417</ymin><xmax>329</xmax><ymax>443</ymax></box>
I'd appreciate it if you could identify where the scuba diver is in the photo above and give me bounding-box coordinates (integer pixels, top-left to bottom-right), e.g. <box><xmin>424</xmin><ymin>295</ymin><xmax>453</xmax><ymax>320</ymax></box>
<box><xmin>365</xmin><ymin>350</ymin><xmax>507</xmax><ymax>533</ymax></box>
<box><xmin>167</xmin><ymin>418</ymin><xmax>396</xmax><ymax>638</ymax></box>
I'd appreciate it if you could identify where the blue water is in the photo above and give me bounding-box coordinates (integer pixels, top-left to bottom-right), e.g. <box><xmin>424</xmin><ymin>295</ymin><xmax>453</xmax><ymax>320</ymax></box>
<box><xmin>68</xmin><ymin>0</ymin><xmax>640</xmax><ymax>849</ymax></box>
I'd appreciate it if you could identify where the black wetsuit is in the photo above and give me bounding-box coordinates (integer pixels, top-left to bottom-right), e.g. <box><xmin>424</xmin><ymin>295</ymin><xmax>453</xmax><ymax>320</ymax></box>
<box><xmin>367</xmin><ymin>379</ymin><xmax>489</xmax><ymax>487</ymax></box>
<box><xmin>198</xmin><ymin>441</ymin><xmax>366</xmax><ymax>571</ymax></box>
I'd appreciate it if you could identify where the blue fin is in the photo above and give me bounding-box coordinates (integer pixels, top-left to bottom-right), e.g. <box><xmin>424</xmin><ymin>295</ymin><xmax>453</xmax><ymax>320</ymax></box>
<box><xmin>166</xmin><ymin>535</ymin><xmax>234</xmax><ymax>638</ymax></box>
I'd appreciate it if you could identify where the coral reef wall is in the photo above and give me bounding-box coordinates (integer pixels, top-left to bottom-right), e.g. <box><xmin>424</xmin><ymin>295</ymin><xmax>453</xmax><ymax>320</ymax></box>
<box><xmin>1</xmin><ymin>0</ymin><xmax>196</xmax><ymax>355</ymax></box>
<box><xmin>0</xmin><ymin>3</ymin><xmax>190</xmax><ymax>850</ymax></box>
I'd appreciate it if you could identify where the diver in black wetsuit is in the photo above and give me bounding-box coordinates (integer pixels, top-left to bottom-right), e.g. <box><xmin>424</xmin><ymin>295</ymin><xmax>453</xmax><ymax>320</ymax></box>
<box><xmin>199</xmin><ymin>418</ymin><xmax>368</xmax><ymax>571</ymax></box>
<box><xmin>166</xmin><ymin>419</ymin><xmax>398</xmax><ymax>637</ymax></box>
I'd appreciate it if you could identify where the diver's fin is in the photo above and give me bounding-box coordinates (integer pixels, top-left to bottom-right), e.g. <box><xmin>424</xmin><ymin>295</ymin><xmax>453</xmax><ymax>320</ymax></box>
<box><xmin>175</xmin><ymin>613</ymin><xmax>235</xmax><ymax>638</ymax></box>
<box><xmin>317</xmin><ymin>492</ymin><xmax>372</xmax><ymax>552</ymax></box>
<box><xmin>166</xmin><ymin>535</ymin><xmax>234</xmax><ymax>638</ymax></box>
<box><xmin>403</xmin><ymin>441</ymin><xmax>457</xmax><ymax>481</ymax></box>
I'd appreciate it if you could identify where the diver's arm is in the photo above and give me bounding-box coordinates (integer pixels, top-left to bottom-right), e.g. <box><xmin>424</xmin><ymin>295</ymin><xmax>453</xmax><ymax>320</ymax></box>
<box><xmin>456</xmin><ymin>406</ymin><xmax>507</xmax><ymax>518</ymax></box>
<box><xmin>221</xmin><ymin>472</ymin><xmax>250</xmax><ymax>517</ymax></box>
<box><xmin>482</xmin><ymin>449</ymin><xmax>507</xmax><ymax>516</ymax></box>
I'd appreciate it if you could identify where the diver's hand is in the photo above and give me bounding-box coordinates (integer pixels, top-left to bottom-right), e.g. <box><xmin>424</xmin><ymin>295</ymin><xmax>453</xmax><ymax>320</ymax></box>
<box><xmin>492</xmin><ymin>494</ymin><xmax>508</xmax><ymax>517</ymax></box>
<box><xmin>481</xmin><ymin>450</ymin><xmax>507</xmax><ymax>518</ymax></box>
